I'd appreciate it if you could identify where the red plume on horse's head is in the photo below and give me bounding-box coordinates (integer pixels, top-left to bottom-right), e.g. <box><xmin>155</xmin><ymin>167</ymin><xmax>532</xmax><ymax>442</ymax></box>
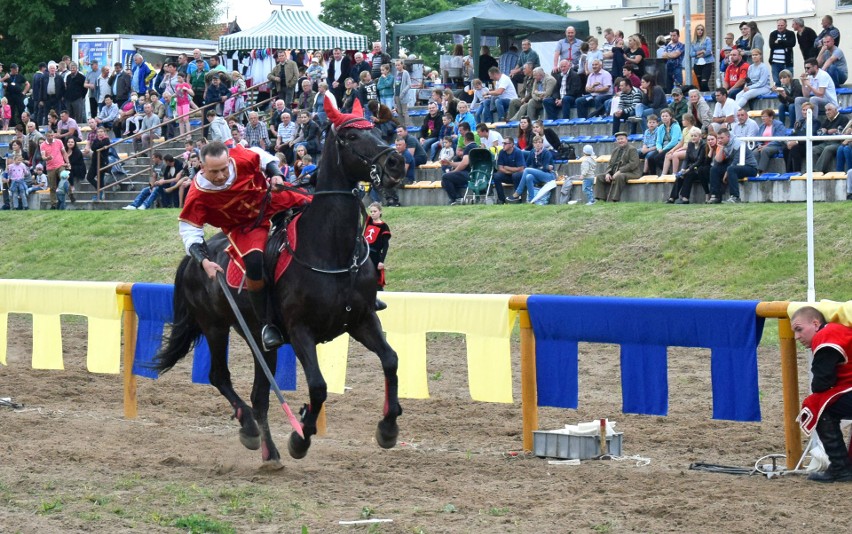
<box><xmin>324</xmin><ymin>96</ymin><xmax>372</xmax><ymax>130</ymax></box>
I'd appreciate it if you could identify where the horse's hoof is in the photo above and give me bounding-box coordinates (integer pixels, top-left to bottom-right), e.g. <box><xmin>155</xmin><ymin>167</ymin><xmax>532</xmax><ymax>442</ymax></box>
<box><xmin>239</xmin><ymin>429</ymin><xmax>261</xmax><ymax>451</ymax></box>
<box><xmin>375</xmin><ymin>420</ymin><xmax>399</xmax><ymax>449</ymax></box>
<box><xmin>259</xmin><ymin>459</ymin><xmax>285</xmax><ymax>471</ymax></box>
<box><xmin>288</xmin><ymin>431</ymin><xmax>311</xmax><ymax>459</ymax></box>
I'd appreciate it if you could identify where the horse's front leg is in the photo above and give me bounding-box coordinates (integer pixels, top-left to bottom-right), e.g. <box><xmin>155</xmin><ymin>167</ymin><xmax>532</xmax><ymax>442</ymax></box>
<box><xmin>348</xmin><ymin>312</ymin><xmax>402</xmax><ymax>449</ymax></box>
<box><xmin>286</xmin><ymin>324</ymin><xmax>327</xmax><ymax>459</ymax></box>
<box><xmin>248</xmin><ymin>345</ymin><xmax>284</xmax><ymax>470</ymax></box>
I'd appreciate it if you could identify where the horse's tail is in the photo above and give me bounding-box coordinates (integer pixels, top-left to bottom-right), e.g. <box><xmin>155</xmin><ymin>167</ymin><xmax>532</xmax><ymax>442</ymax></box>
<box><xmin>154</xmin><ymin>256</ymin><xmax>202</xmax><ymax>374</ymax></box>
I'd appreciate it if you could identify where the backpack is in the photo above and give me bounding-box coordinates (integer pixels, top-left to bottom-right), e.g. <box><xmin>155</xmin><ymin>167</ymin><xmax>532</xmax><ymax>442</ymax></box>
<box><xmin>557</xmin><ymin>144</ymin><xmax>576</xmax><ymax>161</ymax></box>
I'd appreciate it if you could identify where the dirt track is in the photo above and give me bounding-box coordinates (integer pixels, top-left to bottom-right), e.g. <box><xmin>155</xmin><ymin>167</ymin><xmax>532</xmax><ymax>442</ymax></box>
<box><xmin>0</xmin><ymin>316</ymin><xmax>845</xmax><ymax>533</ymax></box>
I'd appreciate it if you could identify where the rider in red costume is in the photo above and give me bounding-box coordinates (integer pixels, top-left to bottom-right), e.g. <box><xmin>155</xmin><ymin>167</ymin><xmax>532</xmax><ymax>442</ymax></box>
<box><xmin>179</xmin><ymin>141</ymin><xmax>310</xmax><ymax>351</ymax></box>
<box><xmin>792</xmin><ymin>306</ymin><xmax>852</xmax><ymax>482</ymax></box>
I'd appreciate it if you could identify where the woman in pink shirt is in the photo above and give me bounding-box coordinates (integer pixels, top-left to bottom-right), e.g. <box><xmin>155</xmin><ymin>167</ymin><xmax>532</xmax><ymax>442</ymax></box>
<box><xmin>173</xmin><ymin>73</ymin><xmax>194</xmax><ymax>139</ymax></box>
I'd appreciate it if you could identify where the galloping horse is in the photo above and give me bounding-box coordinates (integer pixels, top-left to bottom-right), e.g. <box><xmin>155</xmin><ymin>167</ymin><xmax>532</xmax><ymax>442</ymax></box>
<box><xmin>154</xmin><ymin>102</ymin><xmax>406</xmax><ymax>468</ymax></box>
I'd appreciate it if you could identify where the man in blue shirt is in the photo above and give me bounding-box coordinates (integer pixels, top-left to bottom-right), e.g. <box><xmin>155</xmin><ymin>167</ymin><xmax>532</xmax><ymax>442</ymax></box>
<box><xmin>662</xmin><ymin>29</ymin><xmax>685</xmax><ymax>92</ymax></box>
<box><xmin>492</xmin><ymin>137</ymin><xmax>526</xmax><ymax>204</ymax></box>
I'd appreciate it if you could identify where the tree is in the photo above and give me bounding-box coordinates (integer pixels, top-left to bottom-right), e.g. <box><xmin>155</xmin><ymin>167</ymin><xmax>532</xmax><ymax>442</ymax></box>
<box><xmin>0</xmin><ymin>0</ymin><xmax>221</xmax><ymax>78</ymax></box>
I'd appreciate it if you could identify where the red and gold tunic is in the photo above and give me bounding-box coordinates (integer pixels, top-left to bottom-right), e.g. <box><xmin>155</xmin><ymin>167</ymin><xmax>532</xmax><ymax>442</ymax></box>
<box><xmin>179</xmin><ymin>145</ymin><xmax>309</xmax><ymax>260</ymax></box>
<box><xmin>798</xmin><ymin>323</ymin><xmax>852</xmax><ymax>435</ymax></box>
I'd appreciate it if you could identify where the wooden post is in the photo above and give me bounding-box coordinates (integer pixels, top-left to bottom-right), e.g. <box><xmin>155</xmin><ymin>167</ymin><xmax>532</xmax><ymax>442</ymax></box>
<box><xmin>778</xmin><ymin>317</ymin><xmax>802</xmax><ymax>469</ymax></box>
<box><xmin>117</xmin><ymin>283</ymin><xmax>138</xmax><ymax>419</ymax></box>
<box><xmin>317</xmin><ymin>405</ymin><xmax>327</xmax><ymax>436</ymax></box>
<box><xmin>756</xmin><ymin>301</ymin><xmax>801</xmax><ymax>469</ymax></box>
<box><xmin>509</xmin><ymin>295</ymin><xmax>537</xmax><ymax>453</ymax></box>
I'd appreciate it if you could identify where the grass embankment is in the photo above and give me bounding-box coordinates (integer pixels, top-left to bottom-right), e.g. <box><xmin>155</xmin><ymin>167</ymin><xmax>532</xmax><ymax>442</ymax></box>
<box><xmin>0</xmin><ymin>203</ymin><xmax>848</xmax><ymax>300</ymax></box>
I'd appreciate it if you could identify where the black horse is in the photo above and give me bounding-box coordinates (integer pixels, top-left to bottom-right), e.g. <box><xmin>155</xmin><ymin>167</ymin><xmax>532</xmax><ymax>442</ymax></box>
<box><xmin>154</xmin><ymin>108</ymin><xmax>406</xmax><ymax>469</ymax></box>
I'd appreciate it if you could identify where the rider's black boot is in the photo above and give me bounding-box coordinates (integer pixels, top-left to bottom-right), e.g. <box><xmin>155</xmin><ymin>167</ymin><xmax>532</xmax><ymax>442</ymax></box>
<box><xmin>248</xmin><ymin>287</ymin><xmax>284</xmax><ymax>352</ymax></box>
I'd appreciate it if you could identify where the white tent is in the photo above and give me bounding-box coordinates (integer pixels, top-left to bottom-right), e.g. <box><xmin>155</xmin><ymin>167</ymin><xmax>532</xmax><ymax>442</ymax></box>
<box><xmin>219</xmin><ymin>9</ymin><xmax>368</xmax><ymax>51</ymax></box>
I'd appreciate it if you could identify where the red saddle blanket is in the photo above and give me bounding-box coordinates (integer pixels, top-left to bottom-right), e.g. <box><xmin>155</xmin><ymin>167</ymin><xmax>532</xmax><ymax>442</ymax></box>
<box><xmin>225</xmin><ymin>214</ymin><xmax>301</xmax><ymax>289</ymax></box>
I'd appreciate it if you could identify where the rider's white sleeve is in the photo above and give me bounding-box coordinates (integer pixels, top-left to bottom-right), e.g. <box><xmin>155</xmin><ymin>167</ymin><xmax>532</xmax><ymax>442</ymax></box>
<box><xmin>179</xmin><ymin>221</ymin><xmax>205</xmax><ymax>254</ymax></box>
<box><xmin>248</xmin><ymin>146</ymin><xmax>277</xmax><ymax>170</ymax></box>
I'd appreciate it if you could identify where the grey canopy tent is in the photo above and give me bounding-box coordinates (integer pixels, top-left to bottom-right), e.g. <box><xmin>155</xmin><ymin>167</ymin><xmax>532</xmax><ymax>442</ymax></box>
<box><xmin>218</xmin><ymin>9</ymin><xmax>368</xmax><ymax>51</ymax></box>
<box><xmin>392</xmin><ymin>0</ymin><xmax>589</xmax><ymax>78</ymax></box>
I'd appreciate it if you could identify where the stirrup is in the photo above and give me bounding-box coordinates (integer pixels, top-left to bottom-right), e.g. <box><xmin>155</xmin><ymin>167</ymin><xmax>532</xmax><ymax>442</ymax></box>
<box><xmin>261</xmin><ymin>324</ymin><xmax>285</xmax><ymax>351</ymax></box>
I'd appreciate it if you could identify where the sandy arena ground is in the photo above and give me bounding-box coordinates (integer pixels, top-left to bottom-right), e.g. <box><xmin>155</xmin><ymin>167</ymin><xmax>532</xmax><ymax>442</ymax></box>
<box><xmin>0</xmin><ymin>315</ymin><xmax>845</xmax><ymax>533</ymax></box>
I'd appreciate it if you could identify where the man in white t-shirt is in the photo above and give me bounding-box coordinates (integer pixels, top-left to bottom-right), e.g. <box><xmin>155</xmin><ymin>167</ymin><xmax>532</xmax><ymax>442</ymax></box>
<box><xmin>482</xmin><ymin>66</ymin><xmax>518</xmax><ymax>123</ymax></box>
<box><xmin>709</xmin><ymin>87</ymin><xmax>739</xmax><ymax>133</ymax></box>
<box><xmin>794</xmin><ymin>57</ymin><xmax>838</xmax><ymax>121</ymax></box>
<box><xmin>476</xmin><ymin>123</ymin><xmax>504</xmax><ymax>150</ymax></box>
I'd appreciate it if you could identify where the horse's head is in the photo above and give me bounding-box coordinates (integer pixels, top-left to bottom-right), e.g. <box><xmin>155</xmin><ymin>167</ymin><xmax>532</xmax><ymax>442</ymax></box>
<box><xmin>322</xmin><ymin>100</ymin><xmax>406</xmax><ymax>191</ymax></box>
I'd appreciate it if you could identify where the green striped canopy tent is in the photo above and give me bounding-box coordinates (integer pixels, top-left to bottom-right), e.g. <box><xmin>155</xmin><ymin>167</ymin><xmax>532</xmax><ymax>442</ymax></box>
<box><xmin>218</xmin><ymin>9</ymin><xmax>369</xmax><ymax>51</ymax></box>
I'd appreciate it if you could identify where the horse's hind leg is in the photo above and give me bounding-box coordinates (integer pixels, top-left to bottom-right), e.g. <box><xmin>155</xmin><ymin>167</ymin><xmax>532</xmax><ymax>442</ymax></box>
<box><xmin>206</xmin><ymin>326</ymin><xmax>261</xmax><ymax>451</ymax></box>
<box><xmin>348</xmin><ymin>312</ymin><xmax>402</xmax><ymax>449</ymax></box>
<box><xmin>249</xmin><ymin>346</ymin><xmax>284</xmax><ymax>469</ymax></box>
<box><xmin>286</xmin><ymin>325</ymin><xmax>327</xmax><ymax>460</ymax></box>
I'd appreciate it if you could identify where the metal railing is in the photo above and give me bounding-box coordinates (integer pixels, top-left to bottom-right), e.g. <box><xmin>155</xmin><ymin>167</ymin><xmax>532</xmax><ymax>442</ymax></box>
<box><xmin>92</xmin><ymin>81</ymin><xmax>275</xmax><ymax>196</ymax></box>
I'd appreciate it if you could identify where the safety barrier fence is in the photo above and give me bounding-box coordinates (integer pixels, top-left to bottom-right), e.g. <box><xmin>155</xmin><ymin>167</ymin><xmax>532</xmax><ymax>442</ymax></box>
<box><xmin>2</xmin><ymin>279</ymin><xmax>828</xmax><ymax>469</ymax></box>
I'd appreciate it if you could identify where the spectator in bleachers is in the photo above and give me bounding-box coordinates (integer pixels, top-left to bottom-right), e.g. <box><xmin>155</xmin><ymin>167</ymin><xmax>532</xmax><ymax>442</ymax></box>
<box><xmin>498</xmin><ymin>45</ymin><xmax>519</xmax><ymax>77</ymax></box>
<box><xmin>297</xmin><ymin>79</ymin><xmax>315</xmax><ymax>112</ymax></box>
<box><xmin>0</xmin><ymin>63</ymin><xmax>29</xmax><ymax>127</ymax></box>
<box><xmin>65</xmin><ymin>137</ymin><xmax>84</xmax><ymax>201</ymax></box>
<box><xmin>340</xmin><ymin>79</ymin><xmax>357</xmax><ymax>113</ymax></box>
<box><xmin>669</xmin><ymin>87</ymin><xmax>688</xmax><ymax>125</ymax></box>
<box><xmin>441</xmin><ymin>131</ymin><xmax>477</xmax><ymax>205</ymax></box>
<box><xmin>812</xmin><ymin>103</ymin><xmax>848</xmax><ymax>173</ymax></box>
<box><xmin>723</xmin><ymin>49</ymin><xmax>749</xmax><ymax>102</ymax></box>
<box><xmin>274</xmin><ymin>112</ymin><xmax>296</xmax><ymax>162</ymax></box>
<box><xmin>670</xmin><ymin>130</ymin><xmax>715</xmax><ymax>204</ymax></box>
<box><xmin>292</xmin><ymin>110</ymin><xmax>321</xmax><ymax>158</ymax></box>
<box><xmin>774</xmin><ymin>70</ymin><xmax>802</xmax><ymax>128</ymax></box>
<box><xmin>639</xmin><ymin>114</ymin><xmax>659</xmax><ymax>173</ymax></box>
<box><xmin>367</xmin><ymin>100</ymin><xmax>397</xmax><ymax>143</ymax></box>
<box><xmin>754</xmin><ymin>109</ymin><xmax>786</xmax><ymax>174</ymax></box>
<box><xmin>624</xmin><ymin>35</ymin><xmax>646</xmax><ymax>77</ymax></box>
<box><xmin>122</xmin><ymin>152</ymin><xmax>164</xmax><ymax>210</ymax></box>
<box><xmin>63</xmin><ymin>62</ymin><xmax>86</xmax><ymax>124</ymax></box>
<box><xmin>26</xmin><ymin>122</ymin><xmax>44</xmax><ymax>166</ymax></box>
<box><xmin>507</xmin><ymin>63</ymin><xmax>534</xmax><ymax>121</ymax></box>
<box><xmin>470</xmin><ymin>79</ymin><xmax>490</xmax><ymax>125</ymax></box>
<box><xmin>815</xmin><ymin>15</ymin><xmax>841</xmax><ymax>48</ymax></box>
<box><xmin>662</xmin><ymin>29</ymin><xmax>685</xmax><ymax>92</ymax></box>
<box><xmin>205</xmin><ymin>109</ymin><xmax>231</xmax><ymax>144</ymax></box>
<box><xmin>312</xmin><ymin>82</ymin><xmax>336</xmax><ymax>127</ymax></box>
<box><xmin>554</xmin><ymin>27</ymin><xmax>582</xmax><ymax>73</ymax></box>
<box><xmin>454</xmin><ymin>99</ymin><xmax>477</xmax><ymax>134</ymax></box>
<box><xmin>369</xmin><ymin>42</ymin><xmax>392</xmax><ymax>81</ymax></box>
<box><xmin>720</xmin><ymin>33</ymin><xmax>735</xmax><ymax>73</ymax></box>
<box><xmin>793</xmin><ymin>18</ymin><xmax>819</xmax><ymax>65</ymax></box>
<box><xmin>437</xmin><ymin>136</ymin><xmax>455</xmax><ymax>172</ymax></box>
<box><xmin>511</xmin><ymin>40</ymin><xmax>539</xmax><ymax>86</ymax></box>
<box><xmin>395</xmin><ymin>125</ymin><xmax>428</xmax><ymax>167</ymax></box>
<box><xmin>507</xmin><ymin>135</ymin><xmax>555</xmax><ymax>203</ymax></box>
<box><xmin>710</xmin><ymin>87</ymin><xmax>738</xmax><ymax>134</ymax></box>
<box><xmin>690</xmin><ymin>24</ymin><xmax>714</xmax><ymax>92</ymax></box>
<box><xmin>686</xmin><ymin>89</ymin><xmax>712</xmax><ymax>132</ymax></box>
<box><xmin>602</xmin><ymin>28</ymin><xmax>624</xmax><ymax>78</ymax></box>
<box><xmin>203</xmin><ymin>73</ymin><xmax>228</xmax><ymax>116</ymax></box>
<box><xmin>592</xmin><ymin>131</ymin><xmax>641</xmax><ymax>202</ymax></box>
<box><xmin>39</xmin><ymin>130</ymin><xmax>69</xmax><ymax>210</ymax></box>
<box><xmin>394</xmin><ymin>137</ymin><xmax>415</xmax><ymax>186</ymax></box>
<box><xmin>638</xmin><ymin>74</ymin><xmax>667</xmax><ymax>128</ymax></box>
<box><xmin>583</xmin><ymin>37</ymin><xmax>603</xmax><ymax>77</ymax></box>
<box><xmin>355</xmin><ymin>71</ymin><xmax>378</xmax><ymax>115</ymax></box>
<box><xmin>795</xmin><ymin>58</ymin><xmax>838</xmax><ymax>121</ymax></box>
<box><xmin>769</xmin><ymin>19</ymin><xmax>796</xmax><ymax>84</ymax></box>
<box><xmin>748</xmin><ymin>22</ymin><xmax>765</xmax><ymax>60</ymax></box>
<box><xmin>611</xmin><ymin>77</ymin><xmax>642</xmax><ymax>135</ymax></box>
<box><xmin>661</xmin><ymin>113</ymin><xmax>699</xmax><ymax>176</ymax></box>
<box><xmin>709</xmin><ymin>127</ymin><xmax>756</xmax><ymax>203</ymax></box>
<box><xmin>442</xmin><ymin>89</ymin><xmax>460</xmax><ymax>120</ymax></box>
<box><xmin>31</xmin><ymin>62</ymin><xmax>47</xmax><ymax>125</ymax></box>
<box><xmin>731</xmin><ymin>107</ymin><xmax>759</xmax><ymax>139</ymax></box>
<box><xmin>189</xmin><ymin>59</ymin><xmax>208</xmax><ymax>108</ymax></box>
<box><xmin>816</xmin><ymin>35</ymin><xmax>847</xmax><ymax>87</ymax></box>
<box><xmin>84</xmin><ymin>127</ymin><xmax>111</xmax><ymax>192</ymax></box>
<box><xmin>376</xmin><ymin>63</ymin><xmax>394</xmax><ymax>110</ymax></box>
<box><xmin>481</xmin><ymin>67</ymin><xmax>518</xmax><ymax>123</ymax></box>
<box><xmin>350</xmin><ymin>52</ymin><xmax>370</xmax><ymax>84</ymax></box>
<box><xmin>543</xmin><ymin>60</ymin><xmax>582</xmax><ymax>120</ymax></box>
<box><xmin>514</xmin><ymin>116</ymin><xmax>532</xmax><ymax>152</ymax></box>
<box><xmin>784</xmin><ymin>101</ymin><xmax>819</xmax><ymax>173</ymax></box>
<box><xmin>130</xmin><ymin>54</ymin><xmax>154</xmax><ymax>95</ymax></box>
<box><xmin>648</xmin><ymin>108</ymin><xmax>681</xmax><ymax>176</ymax></box>
<box><xmin>419</xmin><ymin>102</ymin><xmax>443</xmax><ymax>160</ymax></box>
<box><xmin>95</xmin><ymin>94</ymin><xmax>119</xmax><ymax>130</ymax></box>
<box><xmin>133</xmin><ymin>102</ymin><xmax>161</xmax><ymax>155</ymax></box>
<box><xmin>527</xmin><ymin>67</ymin><xmax>555</xmax><ymax>121</ymax></box>
<box><xmin>244</xmin><ymin>111</ymin><xmax>270</xmax><ymax>151</ymax></box>
<box><xmin>491</xmin><ymin>136</ymin><xmax>525</xmax><ymax>204</ymax></box>
<box><xmin>576</xmin><ymin>59</ymin><xmax>612</xmax><ymax>119</ymax></box>
<box><xmin>621</xmin><ymin>65</ymin><xmax>641</xmax><ymax>90</ymax></box>
<box><xmin>57</xmin><ymin>109</ymin><xmax>80</xmax><ymax>142</ymax></box>
<box><xmin>393</xmin><ymin>59</ymin><xmax>412</xmax><ymax>129</ymax></box>
<box><xmin>735</xmin><ymin>49</ymin><xmax>772</xmax><ymax>109</ymax></box>
<box><xmin>476</xmin><ymin>123</ymin><xmax>504</xmax><ymax>151</ymax></box>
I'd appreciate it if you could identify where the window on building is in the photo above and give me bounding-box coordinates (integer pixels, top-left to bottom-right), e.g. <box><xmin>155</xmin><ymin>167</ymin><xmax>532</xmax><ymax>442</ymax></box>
<box><xmin>839</xmin><ymin>0</ymin><xmax>852</xmax><ymax>8</ymax></box>
<box><xmin>730</xmin><ymin>0</ymin><xmax>815</xmax><ymax>18</ymax></box>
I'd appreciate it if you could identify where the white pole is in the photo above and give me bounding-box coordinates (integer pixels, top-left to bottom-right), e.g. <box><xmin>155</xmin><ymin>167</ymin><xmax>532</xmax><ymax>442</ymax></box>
<box><xmin>805</xmin><ymin>107</ymin><xmax>816</xmax><ymax>302</ymax></box>
<box><xmin>380</xmin><ymin>0</ymin><xmax>387</xmax><ymax>52</ymax></box>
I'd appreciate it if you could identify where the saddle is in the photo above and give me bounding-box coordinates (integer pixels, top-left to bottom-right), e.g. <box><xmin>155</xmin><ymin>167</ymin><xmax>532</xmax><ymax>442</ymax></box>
<box><xmin>224</xmin><ymin>208</ymin><xmax>305</xmax><ymax>290</ymax></box>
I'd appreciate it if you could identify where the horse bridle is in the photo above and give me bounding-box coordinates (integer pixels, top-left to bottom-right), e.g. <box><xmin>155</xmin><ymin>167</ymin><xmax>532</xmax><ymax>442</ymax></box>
<box><xmin>333</xmin><ymin>117</ymin><xmax>398</xmax><ymax>189</ymax></box>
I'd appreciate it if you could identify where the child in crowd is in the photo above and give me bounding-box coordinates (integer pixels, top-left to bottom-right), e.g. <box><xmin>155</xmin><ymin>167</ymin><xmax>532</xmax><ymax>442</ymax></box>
<box><xmin>56</xmin><ymin>170</ymin><xmax>71</xmax><ymax>210</ymax></box>
<box><xmin>228</xmin><ymin>118</ymin><xmax>245</xmax><ymax>138</ymax></box>
<box><xmin>299</xmin><ymin>155</ymin><xmax>317</xmax><ymax>190</ymax></box>
<box><xmin>0</xmin><ymin>97</ymin><xmax>11</xmax><ymax>130</ymax></box>
<box><xmin>180</xmin><ymin>140</ymin><xmax>197</xmax><ymax>162</ymax></box>
<box><xmin>580</xmin><ymin>144</ymin><xmax>597</xmax><ymax>205</ymax></box>
<box><xmin>364</xmin><ymin>202</ymin><xmax>391</xmax><ymax>290</ymax></box>
<box><xmin>27</xmin><ymin>164</ymin><xmax>47</xmax><ymax>195</ymax></box>
<box><xmin>640</xmin><ymin>114</ymin><xmax>659</xmax><ymax>174</ymax></box>
<box><xmin>174</xmin><ymin>73</ymin><xmax>194</xmax><ymax>139</ymax></box>
<box><xmin>433</xmin><ymin>114</ymin><xmax>456</xmax><ymax>161</ymax></box>
<box><xmin>306</xmin><ymin>58</ymin><xmax>325</xmax><ymax>89</ymax></box>
<box><xmin>376</xmin><ymin>64</ymin><xmax>395</xmax><ymax>110</ymax></box>
<box><xmin>438</xmin><ymin>136</ymin><xmax>455</xmax><ymax>173</ymax></box>
<box><xmin>274</xmin><ymin>152</ymin><xmax>291</xmax><ymax>183</ymax></box>
<box><xmin>6</xmin><ymin>154</ymin><xmax>30</xmax><ymax>210</ymax></box>
<box><xmin>469</xmin><ymin>79</ymin><xmax>490</xmax><ymax>125</ymax></box>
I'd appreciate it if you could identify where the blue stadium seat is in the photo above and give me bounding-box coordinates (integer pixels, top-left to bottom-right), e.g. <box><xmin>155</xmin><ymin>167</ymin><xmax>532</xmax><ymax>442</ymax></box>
<box><xmin>628</xmin><ymin>134</ymin><xmax>643</xmax><ymax>142</ymax></box>
<box><xmin>748</xmin><ymin>173</ymin><xmax>778</xmax><ymax>181</ymax></box>
<box><xmin>836</xmin><ymin>87</ymin><xmax>852</xmax><ymax>95</ymax></box>
<box><xmin>505</xmin><ymin>121</ymin><xmax>520</xmax><ymax>127</ymax></box>
<box><xmin>778</xmin><ymin>173</ymin><xmax>798</xmax><ymax>180</ymax></box>
<box><xmin>555</xmin><ymin>119</ymin><xmax>573</xmax><ymax>126</ymax></box>
<box><xmin>839</xmin><ymin>107</ymin><xmax>852</xmax><ymax>114</ymax></box>
<box><xmin>409</xmin><ymin>110</ymin><xmax>428</xmax><ymax>117</ymax></box>
<box><xmin>757</xmin><ymin>93</ymin><xmax>777</xmax><ymax>99</ymax></box>
<box><xmin>560</xmin><ymin>136</ymin><xmax>578</xmax><ymax>144</ymax></box>
<box><xmin>407</xmin><ymin>126</ymin><xmax>419</xmax><ymax>132</ymax></box>
<box><xmin>542</xmin><ymin>120</ymin><xmax>556</xmax><ymax>126</ymax></box>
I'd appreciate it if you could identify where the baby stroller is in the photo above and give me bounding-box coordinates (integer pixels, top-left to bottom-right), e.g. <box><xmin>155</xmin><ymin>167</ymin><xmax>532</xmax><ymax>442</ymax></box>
<box><xmin>463</xmin><ymin>148</ymin><xmax>495</xmax><ymax>204</ymax></box>
<box><xmin>102</xmin><ymin>146</ymin><xmax>130</xmax><ymax>191</ymax></box>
